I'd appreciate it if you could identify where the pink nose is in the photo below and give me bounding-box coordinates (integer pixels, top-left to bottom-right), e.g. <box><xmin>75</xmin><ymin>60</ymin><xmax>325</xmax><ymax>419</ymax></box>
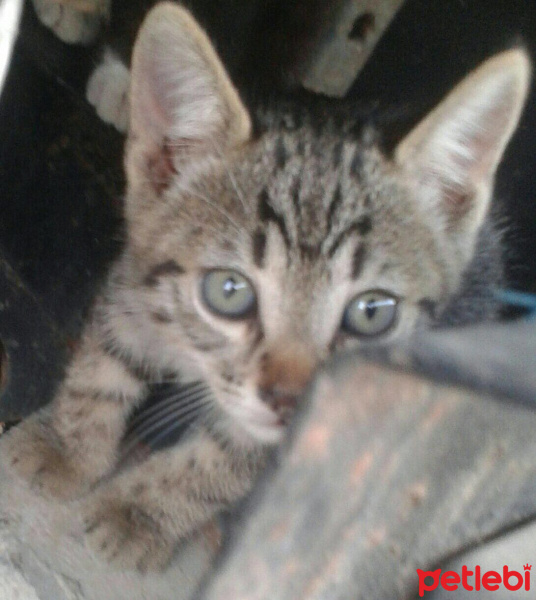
<box><xmin>257</xmin><ymin>342</ymin><xmax>318</xmax><ymax>423</ymax></box>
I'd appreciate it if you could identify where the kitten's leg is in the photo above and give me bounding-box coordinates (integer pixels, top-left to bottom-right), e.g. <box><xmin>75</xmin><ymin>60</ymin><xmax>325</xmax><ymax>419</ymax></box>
<box><xmin>86</xmin><ymin>50</ymin><xmax>130</xmax><ymax>133</ymax></box>
<box><xmin>31</xmin><ymin>0</ymin><xmax>109</xmax><ymax>45</ymax></box>
<box><xmin>1</xmin><ymin>320</ymin><xmax>147</xmax><ymax>500</ymax></box>
<box><xmin>83</xmin><ymin>433</ymin><xmax>264</xmax><ymax>572</ymax></box>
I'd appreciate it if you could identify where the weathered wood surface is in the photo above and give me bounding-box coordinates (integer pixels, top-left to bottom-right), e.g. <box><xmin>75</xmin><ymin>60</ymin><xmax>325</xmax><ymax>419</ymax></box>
<box><xmin>197</xmin><ymin>325</ymin><xmax>536</xmax><ymax>600</ymax></box>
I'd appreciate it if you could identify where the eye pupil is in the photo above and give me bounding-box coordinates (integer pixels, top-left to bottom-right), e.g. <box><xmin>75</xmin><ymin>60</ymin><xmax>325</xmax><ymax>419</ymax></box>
<box><xmin>343</xmin><ymin>291</ymin><xmax>398</xmax><ymax>337</ymax></box>
<box><xmin>223</xmin><ymin>278</ymin><xmax>237</xmax><ymax>297</ymax></box>
<box><xmin>202</xmin><ymin>270</ymin><xmax>256</xmax><ymax>319</ymax></box>
<box><xmin>365</xmin><ymin>301</ymin><xmax>377</xmax><ymax>320</ymax></box>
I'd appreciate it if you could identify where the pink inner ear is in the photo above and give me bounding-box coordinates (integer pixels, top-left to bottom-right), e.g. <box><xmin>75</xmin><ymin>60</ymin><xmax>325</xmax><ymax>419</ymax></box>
<box><xmin>439</xmin><ymin>95</ymin><xmax>514</xmax><ymax>219</ymax></box>
<box><xmin>467</xmin><ymin>97</ymin><xmax>513</xmax><ymax>179</ymax></box>
<box><xmin>438</xmin><ymin>180</ymin><xmax>474</xmax><ymax>224</ymax></box>
<box><xmin>133</xmin><ymin>50</ymin><xmax>202</xmax><ymax>195</ymax></box>
<box><xmin>145</xmin><ymin>137</ymin><xmax>206</xmax><ymax>196</ymax></box>
<box><xmin>146</xmin><ymin>140</ymin><xmax>177</xmax><ymax>196</ymax></box>
<box><xmin>132</xmin><ymin>64</ymin><xmax>172</xmax><ymax>144</ymax></box>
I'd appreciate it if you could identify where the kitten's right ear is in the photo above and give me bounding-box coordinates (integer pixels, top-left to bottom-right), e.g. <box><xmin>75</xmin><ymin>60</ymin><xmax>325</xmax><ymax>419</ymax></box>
<box><xmin>128</xmin><ymin>2</ymin><xmax>251</xmax><ymax>194</ymax></box>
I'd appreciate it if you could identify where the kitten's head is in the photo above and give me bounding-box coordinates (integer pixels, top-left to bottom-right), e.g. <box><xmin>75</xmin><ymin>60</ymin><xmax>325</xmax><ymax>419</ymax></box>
<box><xmin>117</xmin><ymin>3</ymin><xmax>530</xmax><ymax>445</ymax></box>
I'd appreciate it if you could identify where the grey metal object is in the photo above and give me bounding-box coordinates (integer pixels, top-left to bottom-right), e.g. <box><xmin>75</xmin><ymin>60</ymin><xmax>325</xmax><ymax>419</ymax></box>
<box><xmin>299</xmin><ymin>0</ymin><xmax>406</xmax><ymax>97</ymax></box>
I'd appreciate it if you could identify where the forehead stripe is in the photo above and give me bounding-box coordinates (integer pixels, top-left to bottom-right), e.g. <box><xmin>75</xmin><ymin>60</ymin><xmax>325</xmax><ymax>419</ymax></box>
<box><xmin>252</xmin><ymin>229</ymin><xmax>267</xmax><ymax>268</ymax></box>
<box><xmin>291</xmin><ymin>175</ymin><xmax>302</xmax><ymax>219</ymax></box>
<box><xmin>332</xmin><ymin>140</ymin><xmax>343</xmax><ymax>168</ymax></box>
<box><xmin>326</xmin><ymin>183</ymin><xmax>342</xmax><ymax>235</ymax></box>
<box><xmin>328</xmin><ymin>216</ymin><xmax>372</xmax><ymax>258</ymax></box>
<box><xmin>275</xmin><ymin>136</ymin><xmax>287</xmax><ymax>169</ymax></box>
<box><xmin>144</xmin><ymin>260</ymin><xmax>185</xmax><ymax>286</ymax></box>
<box><xmin>351</xmin><ymin>244</ymin><xmax>366</xmax><ymax>279</ymax></box>
<box><xmin>350</xmin><ymin>149</ymin><xmax>364</xmax><ymax>179</ymax></box>
<box><xmin>258</xmin><ymin>188</ymin><xmax>291</xmax><ymax>249</ymax></box>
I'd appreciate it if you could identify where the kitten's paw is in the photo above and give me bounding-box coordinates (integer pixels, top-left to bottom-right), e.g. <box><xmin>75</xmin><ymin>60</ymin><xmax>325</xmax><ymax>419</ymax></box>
<box><xmin>86</xmin><ymin>51</ymin><xmax>130</xmax><ymax>132</ymax></box>
<box><xmin>31</xmin><ymin>0</ymin><xmax>105</xmax><ymax>45</ymax></box>
<box><xmin>84</xmin><ymin>498</ymin><xmax>175</xmax><ymax>572</ymax></box>
<box><xmin>1</xmin><ymin>416</ymin><xmax>87</xmax><ymax>500</ymax></box>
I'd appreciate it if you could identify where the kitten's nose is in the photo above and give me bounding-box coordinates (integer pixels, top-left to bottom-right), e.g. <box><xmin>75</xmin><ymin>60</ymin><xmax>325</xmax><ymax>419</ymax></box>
<box><xmin>259</xmin><ymin>386</ymin><xmax>300</xmax><ymax>422</ymax></box>
<box><xmin>258</xmin><ymin>343</ymin><xmax>317</xmax><ymax>422</ymax></box>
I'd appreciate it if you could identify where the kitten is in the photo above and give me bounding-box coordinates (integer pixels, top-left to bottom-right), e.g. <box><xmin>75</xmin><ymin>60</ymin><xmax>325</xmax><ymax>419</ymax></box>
<box><xmin>1</xmin><ymin>1</ymin><xmax>529</xmax><ymax>573</ymax></box>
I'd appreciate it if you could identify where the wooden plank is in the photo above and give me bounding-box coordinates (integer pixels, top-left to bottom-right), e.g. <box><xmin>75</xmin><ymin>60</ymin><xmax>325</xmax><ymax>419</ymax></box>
<box><xmin>197</xmin><ymin>341</ymin><xmax>536</xmax><ymax>599</ymax></box>
<box><xmin>298</xmin><ymin>0</ymin><xmax>406</xmax><ymax>96</ymax></box>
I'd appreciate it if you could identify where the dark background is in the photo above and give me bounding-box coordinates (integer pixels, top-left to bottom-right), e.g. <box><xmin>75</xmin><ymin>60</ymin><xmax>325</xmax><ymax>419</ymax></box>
<box><xmin>0</xmin><ymin>0</ymin><xmax>535</xmax><ymax>420</ymax></box>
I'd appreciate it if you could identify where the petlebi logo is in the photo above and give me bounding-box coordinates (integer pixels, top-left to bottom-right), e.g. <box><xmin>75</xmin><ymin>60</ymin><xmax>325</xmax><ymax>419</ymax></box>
<box><xmin>417</xmin><ymin>564</ymin><xmax>531</xmax><ymax>596</ymax></box>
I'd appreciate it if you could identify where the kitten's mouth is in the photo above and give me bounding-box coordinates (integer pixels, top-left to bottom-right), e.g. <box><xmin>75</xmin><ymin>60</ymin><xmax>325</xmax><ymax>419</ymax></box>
<box><xmin>222</xmin><ymin>396</ymin><xmax>285</xmax><ymax>445</ymax></box>
<box><xmin>243</xmin><ymin>411</ymin><xmax>285</xmax><ymax>445</ymax></box>
<box><xmin>276</xmin><ymin>413</ymin><xmax>292</xmax><ymax>427</ymax></box>
<box><xmin>264</xmin><ymin>397</ymin><xmax>297</xmax><ymax>428</ymax></box>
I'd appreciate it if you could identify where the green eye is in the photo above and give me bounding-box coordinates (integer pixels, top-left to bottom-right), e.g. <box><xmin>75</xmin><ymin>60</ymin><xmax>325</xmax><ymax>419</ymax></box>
<box><xmin>342</xmin><ymin>291</ymin><xmax>398</xmax><ymax>337</ymax></box>
<box><xmin>201</xmin><ymin>270</ymin><xmax>256</xmax><ymax>319</ymax></box>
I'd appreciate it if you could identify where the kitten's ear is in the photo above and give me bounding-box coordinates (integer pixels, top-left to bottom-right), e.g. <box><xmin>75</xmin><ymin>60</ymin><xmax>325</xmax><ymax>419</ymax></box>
<box><xmin>128</xmin><ymin>2</ymin><xmax>251</xmax><ymax>192</ymax></box>
<box><xmin>396</xmin><ymin>50</ymin><xmax>530</xmax><ymax>234</ymax></box>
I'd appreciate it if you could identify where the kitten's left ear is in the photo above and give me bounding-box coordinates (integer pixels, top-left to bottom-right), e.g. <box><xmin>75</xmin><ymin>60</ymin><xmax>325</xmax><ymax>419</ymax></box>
<box><xmin>127</xmin><ymin>2</ymin><xmax>251</xmax><ymax>194</ymax></box>
<box><xmin>396</xmin><ymin>50</ymin><xmax>530</xmax><ymax>236</ymax></box>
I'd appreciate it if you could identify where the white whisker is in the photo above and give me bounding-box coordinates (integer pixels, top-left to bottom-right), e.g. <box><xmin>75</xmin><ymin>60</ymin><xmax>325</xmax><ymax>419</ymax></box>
<box><xmin>127</xmin><ymin>382</ymin><xmax>205</xmax><ymax>428</ymax></box>
<box><xmin>144</xmin><ymin>403</ymin><xmax>211</xmax><ymax>450</ymax></box>
<box><xmin>121</xmin><ymin>400</ymin><xmax>210</xmax><ymax>457</ymax></box>
<box><xmin>126</xmin><ymin>389</ymin><xmax>210</xmax><ymax>441</ymax></box>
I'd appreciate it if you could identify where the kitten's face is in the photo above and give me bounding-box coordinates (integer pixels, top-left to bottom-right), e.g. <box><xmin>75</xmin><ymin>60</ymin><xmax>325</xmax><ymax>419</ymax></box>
<box><xmin>119</xmin><ymin>5</ymin><xmax>529</xmax><ymax>445</ymax></box>
<box><xmin>126</xmin><ymin>127</ymin><xmax>448</xmax><ymax>444</ymax></box>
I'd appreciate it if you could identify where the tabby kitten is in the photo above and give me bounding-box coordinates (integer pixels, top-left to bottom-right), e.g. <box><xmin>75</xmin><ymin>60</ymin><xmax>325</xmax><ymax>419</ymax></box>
<box><xmin>2</xmin><ymin>1</ymin><xmax>529</xmax><ymax>573</ymax></box>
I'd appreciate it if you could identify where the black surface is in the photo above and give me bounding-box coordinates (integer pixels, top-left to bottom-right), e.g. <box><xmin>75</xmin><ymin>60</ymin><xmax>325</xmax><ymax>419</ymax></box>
<box><xmin>0</xmin><ymin>4</ymin><xmax>124</xmax><ymax>419</ymax></box>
